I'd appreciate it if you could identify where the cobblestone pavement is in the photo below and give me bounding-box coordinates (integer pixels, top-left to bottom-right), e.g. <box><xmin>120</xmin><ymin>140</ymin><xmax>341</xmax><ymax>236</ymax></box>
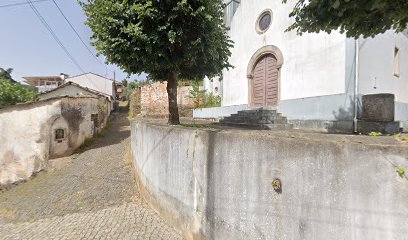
<box><xmin>0</xmin><ymin>112</ymin><xmax>182</xmax><ymax>239</ymax></box>
<box><xmin>0</xmin><ymin>203</ymin><xmax>182</xmax><ymax>240</ymax></box>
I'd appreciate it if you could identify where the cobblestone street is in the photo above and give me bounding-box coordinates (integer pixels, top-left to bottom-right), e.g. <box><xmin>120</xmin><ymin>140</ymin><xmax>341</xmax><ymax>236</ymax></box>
<box><xmin>0</xmin><ymin>112</ymin><xmax>182</xmax><ymax>240</ymax></box>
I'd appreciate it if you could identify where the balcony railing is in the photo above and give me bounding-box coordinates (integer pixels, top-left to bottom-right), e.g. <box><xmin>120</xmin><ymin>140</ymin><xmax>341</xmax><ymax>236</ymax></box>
<box><xmin>37</xmin><ymin>85</ymin><xmax>59</xmax><ymax>92</ymax></box>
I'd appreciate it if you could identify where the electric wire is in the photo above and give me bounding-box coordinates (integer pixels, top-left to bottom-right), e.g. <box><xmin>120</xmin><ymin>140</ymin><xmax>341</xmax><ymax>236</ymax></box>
<box><xmin>25</xmin><ymin>0</ymin><xmax>85</xmax><ymax>73</ymax></box>
<box><xmin>0</xmin><ymin>0</ymin><xmax>48</xmax><ymax>9</ymax></box>
<box><xmin>50</xmin><ymin>0</ymin><xmax>109</xmax><ymax>73</ymax></box>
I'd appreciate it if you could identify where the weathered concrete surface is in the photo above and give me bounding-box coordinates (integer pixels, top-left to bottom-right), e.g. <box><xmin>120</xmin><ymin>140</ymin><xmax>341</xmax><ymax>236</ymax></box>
<box><xmin>357</xmin><ymin>121</ymin><xmax>401</xmax><ymax>135</ymax></box>
<box><xmin>131</xmin><ymin>120</ymin><xmax>408</xmax><ymax>240</ymax></box>
<box><xmin>0</xmin><ymin>96</ymin><xmax>110</xmax><ymax>187</ymax></box>
<box><xmin>0</xmin><ymin>113</ymin><xmax>182</xmax><ymax>239</ymax></box>
<box><xmin>362</xmin><ymin>94</ymin><xmax>395</xmax><ymax>122</ymax></box>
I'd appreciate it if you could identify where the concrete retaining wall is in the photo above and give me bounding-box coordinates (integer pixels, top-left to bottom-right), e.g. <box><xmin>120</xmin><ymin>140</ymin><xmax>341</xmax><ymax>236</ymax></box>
<box><xmin>131</xmin><ymin>121</ymin><xmax>408</xmax><ymax>240</ymax></box>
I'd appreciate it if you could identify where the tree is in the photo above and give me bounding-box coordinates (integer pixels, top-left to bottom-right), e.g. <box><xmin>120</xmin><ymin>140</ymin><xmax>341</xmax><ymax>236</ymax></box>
<box><xmin>80</xmin><ymin>0</ymin><xmax>232</xmax><ymax>124</ymax></box>
<box><xmin>122</xmin><ymin>79</ymin><xmax>128</xmax><ymax>87</ymax></box>
<box><xmin>283</xmin><ymin>0</ymin><xmax>408</xmax><ymax>38</ymax></box>
<box><xmin>0</xmin><ymin>68</ymin><xmax>14</xmax><ymax>82</ymax></box>
<box><xmin>0</xmin><ymin>78</ymin><xmax>38</xmax><ymax>106</ymax></box>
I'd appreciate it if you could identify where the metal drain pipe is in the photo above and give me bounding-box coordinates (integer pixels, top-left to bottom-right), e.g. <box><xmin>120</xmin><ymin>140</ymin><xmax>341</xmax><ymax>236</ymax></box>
<box><xmin>353</xmin><ymin>39</ymin><xmax>359</xmax><ymax>133</ymax></box>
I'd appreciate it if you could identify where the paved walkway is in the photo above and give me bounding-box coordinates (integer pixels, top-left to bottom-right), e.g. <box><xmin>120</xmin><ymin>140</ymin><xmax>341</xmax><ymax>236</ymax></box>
<box><xmin>0</xmin><ymin>112</ymin><xmax>182</xmax><ymax>240</ymax></box>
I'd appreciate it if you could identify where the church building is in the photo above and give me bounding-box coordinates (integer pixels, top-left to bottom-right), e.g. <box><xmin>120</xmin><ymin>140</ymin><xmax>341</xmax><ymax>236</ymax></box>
<box><xmin>196</xmin><ymin>0</ymin><xmax>408</xmax><ymax>132</ymax></box>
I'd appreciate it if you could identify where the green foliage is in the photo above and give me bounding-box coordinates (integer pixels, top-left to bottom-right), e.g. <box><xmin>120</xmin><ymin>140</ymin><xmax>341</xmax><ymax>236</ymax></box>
<box><xmin>178</xmin><ymin>80</ymin><xmax>203</xmax><ymax>86</ymax></box>
<box><xmin>283</xmin><ymin>0</ymin><xmax>408</xmax><ymax>38</ymax></box>
<box><xmin>121</xmin><ymin>79</ymin><xmax>128</xmax><ymax>87</ymax></box>
<box><xmin>80</xmin><ymin>0</ymin><xmax>233</xmax><ymax>81</ymax></box>
<box><xmin>124</xmin><ymin>80</ymin><xmax>146</xmax><ymax>100</ymax></box>
<box><xmin>395</xmin><ymin>134</ymin><xmax>408</xmax><ymax>142</ymax></box>
<box><xmin>368</xmin><ymin>132</ymin><xmax>382</xmax><ymax>136</ymax></box>
<box><xmin>397</xmin><ymin>167</ymin><xmax>405</xmax><ymax>178</ymax></box>
<box><xmin>189</xmin><ymin>82</ymin><xmax>206</xmax><ymax>109</ymax></box>
<box><xmin>0</xmin><ymin>78</ymin><xmax>38</xmax><ymax>107</ymax></box>
<box><xmin>202</xmin><ymin>92</ymin><xmax>221</xmax><ymax>108</ymax></box>
<box><xmin>189</xmin><ymin>82</ymin><xmax>221</xmax><ymax>109</ymax></box>
<box><xmin>0</xmin><ymin>68</ymin><xmax>13</xmax><ymax>81</ymax></box>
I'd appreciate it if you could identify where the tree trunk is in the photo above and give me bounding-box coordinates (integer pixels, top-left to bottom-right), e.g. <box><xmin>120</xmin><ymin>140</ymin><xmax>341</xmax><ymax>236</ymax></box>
<box><xmin>167</xmin><ymin>71</ymin><xmax>180</xmax><ymax>125</ymax></box>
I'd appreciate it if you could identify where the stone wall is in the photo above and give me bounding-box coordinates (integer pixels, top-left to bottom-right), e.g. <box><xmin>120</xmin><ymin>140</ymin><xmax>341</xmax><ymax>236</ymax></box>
<box><xmin>141</xmin><ymin>82</ymin><xmax>194</xmax><ymax>118</ymax></box>
<box><xmin>131</xmin><ymin>121</ymin><xmax>408</xmax><ymax>240</ymax></box>
<box><xmin>0</xmin><ymin>96</ymin><xmax>110</xmax><ymax>187</ymax></box>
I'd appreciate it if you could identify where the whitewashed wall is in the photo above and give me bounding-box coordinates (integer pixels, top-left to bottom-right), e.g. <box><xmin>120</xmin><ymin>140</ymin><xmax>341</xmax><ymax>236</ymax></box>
<box><xmin>358</xmin><ymin>31</ymin><xmax>408</xmax><ymax>103</ymax></box>
<box><xmin>0</xmin><ymin>97</ymin><xmax>107</xmax><ymax>187</ymax></box>
<box><xmin>68</xmin><ymin>73</ymin><xmax>115</xmax><ymax>100</ymax></box>
<box><xmin>220</xmin><ymin>0</ymin><xmax>347</xmax><ymax>106</ymax></box>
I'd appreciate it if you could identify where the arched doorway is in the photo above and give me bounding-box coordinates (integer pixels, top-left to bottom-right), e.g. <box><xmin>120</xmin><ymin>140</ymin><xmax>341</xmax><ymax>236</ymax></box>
<box><xmin>247</xmin><ymin>45</ymin><xmax>283</xmax><ymax>108</ymax></box>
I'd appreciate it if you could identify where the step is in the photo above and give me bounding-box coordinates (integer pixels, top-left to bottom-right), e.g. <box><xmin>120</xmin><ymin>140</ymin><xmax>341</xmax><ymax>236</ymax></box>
<box><xmin>219</xmin><ymin>122</ymin><xmax>293</xmax><ymax>130</ymax></box>
<box><xmin>220</xmin><ymin>115</ymin><xmax>288</xmax><ymax>124</ymax></box>
<box><xmin>236</xmin><ymin>111</ymin><xmax>280</xmax><ymax>118</ymax></box>
<box><xmin>228</xmin><ymin>113</ymin><xmax>283</xmax><ymax>121</ymax></box>
<box><xmin>238</xmin><ymin>109</ymin><xmax>277</xmax><ymax>114</ymax></box>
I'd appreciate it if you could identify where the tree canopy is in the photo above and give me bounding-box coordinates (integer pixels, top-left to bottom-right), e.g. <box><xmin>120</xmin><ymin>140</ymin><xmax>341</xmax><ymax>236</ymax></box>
<box><xmin>0</xmin><ymin>68</ymin><xmax>14</xmax><ymax>82</ymax></box>
<box><xmin>0</xmin><ymin>69</ymin><xmax>38</xmax><ymax>107</ymax></box>
<box><xmin>80</xmin><ymin>0</ymin><xmax>232</xmax><ymax>124</ymax></box>
<box><xmin>284</xmin><ymin>0</ymin><xmax>408</xmax><ymax>38</ymax></box>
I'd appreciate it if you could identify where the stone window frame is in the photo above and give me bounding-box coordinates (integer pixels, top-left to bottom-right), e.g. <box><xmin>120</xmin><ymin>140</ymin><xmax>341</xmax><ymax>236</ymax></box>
<box><xmin>55</xmin><ymin>128</ymin><xmax>67</xmax><ymax>142</ymax></box>
<box><xmin>255</xmin><ymin>9</ymin><xmax>273</xmax><ymax>34</ymax></box>
<box><xmin>247</xmin><ymin>45</ymin><xmax>284</xmax><ymax>108</ymax></box>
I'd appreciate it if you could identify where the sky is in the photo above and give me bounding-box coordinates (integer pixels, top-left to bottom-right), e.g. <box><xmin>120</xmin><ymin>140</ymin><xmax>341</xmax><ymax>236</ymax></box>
<box><xmin>0</xmin><ymin>0</ymin><xmax>147</xmax><ymax>83</ymax></box>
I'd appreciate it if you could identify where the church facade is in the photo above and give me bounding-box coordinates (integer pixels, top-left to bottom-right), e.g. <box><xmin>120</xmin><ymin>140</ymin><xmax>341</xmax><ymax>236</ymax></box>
<box><xmin>198</xmin><ymin>0</ymin><xmax>408</xmax><ymax>132</ymax></box>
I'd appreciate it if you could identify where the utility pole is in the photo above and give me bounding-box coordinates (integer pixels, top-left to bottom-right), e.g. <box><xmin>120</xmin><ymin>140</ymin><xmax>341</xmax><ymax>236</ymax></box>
<box><xmin>113</xmin><ymin>71</ymin><xmax>116</xmax><ymax>102</ymax></box>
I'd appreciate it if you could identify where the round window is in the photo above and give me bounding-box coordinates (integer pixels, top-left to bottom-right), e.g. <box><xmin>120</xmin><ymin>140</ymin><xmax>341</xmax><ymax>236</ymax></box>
<box><xmin>256</xmin><ymin>10</ymin><xmax>273</xmax><ymax>34</ymax></box>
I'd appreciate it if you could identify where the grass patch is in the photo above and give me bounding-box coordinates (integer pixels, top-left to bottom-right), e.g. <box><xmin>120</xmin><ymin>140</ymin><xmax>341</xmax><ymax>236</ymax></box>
<box><xmin>368</xmin><ymin>131</ymin><xmax>383</xmax><ymax>136</ymax></box>
<box><xmin>395</xmin><ymin>134</ymin><xmax>408</xmax><ymax>143</ymax></box>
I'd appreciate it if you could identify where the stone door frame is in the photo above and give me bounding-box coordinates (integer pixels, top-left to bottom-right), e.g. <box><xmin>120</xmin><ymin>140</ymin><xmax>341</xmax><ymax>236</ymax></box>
<box><xmin>247</xmin><ymin>45</ymin><xmax>284</xmax><ymax>109</ymax></box>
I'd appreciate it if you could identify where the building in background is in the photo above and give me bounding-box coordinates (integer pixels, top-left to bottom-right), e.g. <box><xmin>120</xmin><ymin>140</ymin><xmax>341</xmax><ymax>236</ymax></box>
<box><xmin>66</xmin><ymin>73</ymin><xmax>116</xmax><ymax>102</ymax></box>
<box><xmin>66</xmin><ymin>73</ymin><xmax>116</xmax><ymax>109</ymax></box>
<box><xmin>23</xmin><ymin>73</ymin><xmax>68</xmax><ymax>92</ymax></box>
<box><xmin>115</xmin><ymin>81</ymin><xmax>124</xmax><ymax>100</ymax></box>
<box><xmin>197</xmin><ymin>0</ymin><xmax>408</xmax><ymax>132</ymax></box>
<box><xmin>39</xmin><ymin>81</ymin><xmax>112</xmax><ymax>114</ymax></box>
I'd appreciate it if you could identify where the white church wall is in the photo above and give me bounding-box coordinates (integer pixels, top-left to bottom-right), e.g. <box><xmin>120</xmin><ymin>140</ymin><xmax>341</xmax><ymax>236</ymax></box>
<box><xmin>221</xmin><ymin>0</ymin><xmax>347</xmax><ymax>107</ymax></box>
<box><xmin>357</xmin><ymin>31</ymin><xmax>408</xmax><ymax>126</ymax></box>
<box><xmin>358</xmin><ymin>31</ymin><xmax>408</xmax><ymax>103</ymax></box>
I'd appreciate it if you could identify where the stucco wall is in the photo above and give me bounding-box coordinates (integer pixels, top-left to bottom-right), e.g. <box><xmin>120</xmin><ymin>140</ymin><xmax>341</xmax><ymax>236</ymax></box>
<box><xmin>131</xmin><ymin>121</ymin><xmax>408</xmax><ymax>240</ymax></box>
<box><xmin>67</xmin><ymin>73</ymin><xmax>115</xmax><ymax>100</ymax></box>
<box><xmin>221</xmin><ymin>0</ymin><xmax>347</xmax><ymax>106</ymax></box>
<box><xmin>0</xmin><ymin>97</ymin><xmax>108</xmax><ymax>187</ymax></box>
<box><xmin>358</xmin><ymin>31</ymin><xmax>408</xmax><ymax>122</ymax></box>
